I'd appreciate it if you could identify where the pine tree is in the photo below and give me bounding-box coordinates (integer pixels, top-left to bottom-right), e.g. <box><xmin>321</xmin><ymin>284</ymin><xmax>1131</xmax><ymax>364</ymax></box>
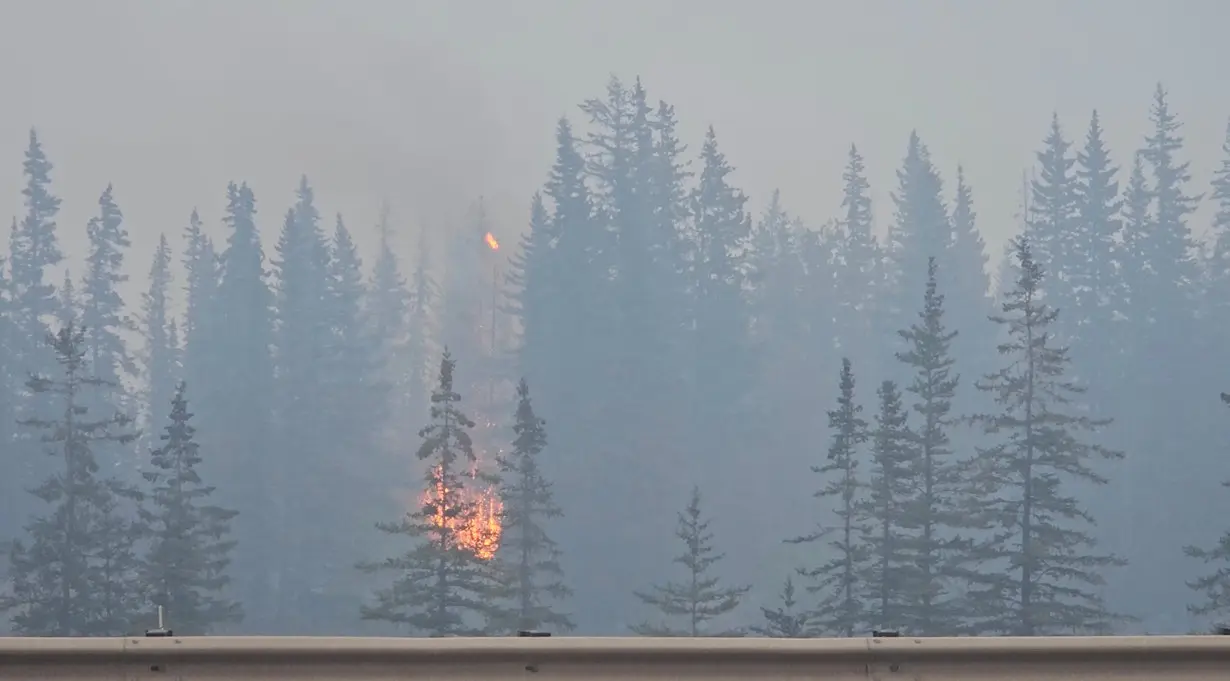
<box><xmin>0</xmin><ymin>323</ymin><xmax>143</xmax><ymax>635</ymax></box>
<box><xmin>749</xmin><ymin>576</ymin><xmax>810</xmax><ymax>638</ymax></box>
<box><xmin>1137</xmin><ymin>84</ymin><xmax>1201</xmax><ymax>337</ymax></box>
<box><xmin>630</xmin><ymin>486</ymin><xmax>748</xmax><ymax>636</ymax></box>
<box><xmin>7</xmin><ymin>130</ymin><xmax>65</xmax><ymax>530</ymax></box>
<box><xmin>946</xmin><ymin>167</ymin><xmax>995</xmax><ymax>386</ymax></box>
<box><xmin>8</xmin><ymin>129</ymin><xmax>64</xmax><ymax>375</ymax></box>
<box><xmin>1071</xmin><ymin>110</ymin><xmax>1124</xmax><ymax>348</ymax></box>
<box><xmin>140</xmin><ymin>233</ymin><xmax>179</xmax><ymax>450</ymax></box>
<box><xmin>832</xmin><ymin>145</ymin><xmax>884</xmax><ymax>376</ymax></box>
<box><xmin>141</xmin><ymin>381</ymin><xmax>242</xmax><ymax>634</ymax></box>
<box><xmin>894</xmin><ymin>257</ymin><xmax>965</xmax><ymax>634</ymax></box>
<box><xmin>862</xmin><ymin>379</ymin><xmax>914</xmax><ymax>632</ymax></box>
<box><xmin>211</xmin><ymin>180</ymin><xmax>276</xmax><ymax>629</ymax></box>
<box><xmin>358</xmin><ymin>351</ymin><xmax>495</xmax><ymax>636</ymax></box>
<box><xmin>367</xmin><ymin>205</ymin><xmax>414</xmax><ymax>442</ymax></box>
<box><xmin>81</xmin><ymin>184</ymin><xmax>137</xmax><ymax>397</ymax></box>
<box><xmin>491</xmin><ymin>378</ymin><xmax>573</xmax><ymax>633</ymax></box>
<box><xmin>965</xmin><ymin>237</ymin><xmax>1126</xmax><ymax>635</ymax></box>
<box><xmin>686</xmin><ymin>126</ymin><xmax>755</xmax><ymax>484</ymax></box>
<box><xmin>791</xmin><ymin>358</ymin><xmax>870</xmax><ymax>637</ymax></box>
<box><xmin>1024</xmin><ymin>114</ymin><xmax>1081</xmax><ymax>325</ymax></box>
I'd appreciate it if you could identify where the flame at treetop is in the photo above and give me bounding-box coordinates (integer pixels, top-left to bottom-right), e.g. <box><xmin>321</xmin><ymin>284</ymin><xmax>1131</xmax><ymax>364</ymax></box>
<box><xmin>420</xmin><ymin>462</ymin><xmax>503</xmax><ymax>560</ymax></box>
<box><xmin>484</xmin><ymin>231</ymin><xmax>500</xmax><ymax>251</ymax></box>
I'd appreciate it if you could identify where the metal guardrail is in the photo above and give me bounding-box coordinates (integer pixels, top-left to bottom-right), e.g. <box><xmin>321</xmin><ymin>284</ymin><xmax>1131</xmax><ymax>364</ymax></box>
<box><xmin>1</xmin><ymin>635</ymin><xmax>1228</xmax><ymax>680</ymax></box>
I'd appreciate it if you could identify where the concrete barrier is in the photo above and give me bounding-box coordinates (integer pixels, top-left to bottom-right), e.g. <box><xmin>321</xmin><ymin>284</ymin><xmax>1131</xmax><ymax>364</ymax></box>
<box><xmin>1</xmin><ymin>635</ymin><xmax>1228</xmax><ymax>680</ymax></box>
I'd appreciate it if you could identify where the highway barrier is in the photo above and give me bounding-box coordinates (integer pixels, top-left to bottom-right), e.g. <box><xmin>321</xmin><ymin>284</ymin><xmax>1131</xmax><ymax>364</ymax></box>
<box><xmin>1</xmin><ymin>634</ymin><xmax>1228</xmax><ymax>680</ymax></box>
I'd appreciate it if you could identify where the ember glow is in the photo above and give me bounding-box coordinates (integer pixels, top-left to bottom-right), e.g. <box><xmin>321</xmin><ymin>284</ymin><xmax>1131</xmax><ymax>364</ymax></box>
<box><xmin>420</xmin><ymin>463</ymin><xmax>503</xmax><ymax>560</ymax></box>
<box><xmin>484</xmin><ymin>231</ymin><xmax>500</xmax><ymax>250</ymax></box>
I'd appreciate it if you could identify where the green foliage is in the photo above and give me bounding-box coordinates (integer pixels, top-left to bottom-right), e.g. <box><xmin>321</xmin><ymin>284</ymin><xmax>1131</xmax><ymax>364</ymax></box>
<box><xmin>631</xmin><ymin>486</ymin><xmax>749</xmax><ymax>636</ymax></box>
<box><xmin>141</xmin><ymin>381</ymin><xmax>242</xmax><ymax>634</ymax></box>
<box><xmin>491</xmin><ymin>378</ymin><xmax>573</xmax><ymax>633</ymax></box>
<box><xmin>964</xmin><ymin>237</ymin><xmax>1126</xmax><ymax>635</ymax></box>
<box><xmin>791</xmin><ymin>358</ymin><xmax>871</xmax><ymax>637</ymax></box>
<box><xmin>0</xmin><ymin>323</ymin><xmax>143</xmax><ymax>635</ymax></box>
<box><xmin>750</xmin><ymin>576</ymin><xmax>810</xmax><ymax>638</ymax></box>
<box><xmin>358</xmin><ymin>351</ymin><xmax>497</xmax><ymax>636</ymax></box>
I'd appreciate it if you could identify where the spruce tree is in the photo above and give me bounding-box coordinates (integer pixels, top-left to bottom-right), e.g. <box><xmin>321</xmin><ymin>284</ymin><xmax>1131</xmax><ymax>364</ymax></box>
<box><xmin>81</xmin><ymin>184</ymin><xmax>137</xmax><ymax>399</ymax></box>
<box><xmin>141</xmin><ymin>381</ymin><xmax>242</xmax><ymax>634</ymax></box>
<box><xmin>687</xmin><ymin>126</ymin><xmax>756</xmax><ymax>487</ymax></box>
<box><xmin>140</xmin><ymin>233</ymin><xmax>179</xmax><ymax>450</ymax></box>
<box><xmin>491</xmin><ymin>378</ymin><xmax>573</xmax><ymax>633</ymax></box>
<box><xmin>750</xmin><ymin>576</ymin><xmax>810</xmax><ymax>638</ymax></box>
<box><xmin>1024</xmin><ymin>114</ymin><xmax>1080</xmax><ymax>326</ymax></box>
<box><xmin>7</xmin><ymin>130</ymin><xmax>65</xmax><ymax>532</ymax></box>
<box><xmin>832</xmin><ymin>145</ymin><xmax>884</xmax><ymax>377</ymax></box>
<box><xmin>965</xmin><ymin>237</ymin><xmax>1126</xmax><ymax>635</ymax></box>
<box><xmin>791</xmin><ymin>358</ymin><xmax>870</xmax><ymax>637</ymax></box>
<box><xmin>1071</xmin><ymin>110</ymin><xmax>1124</xmax><ymax>348</ymax></box>
<box><xmin>630</xmin><ymin>486</ymin><xmax>748</xmax><ymax>636</ymax></box>
<box><xmin>359</xmin><ymin>351</ymin><xmax>495</xmax><ymax>636</ymax></box>
<box><xmin>8</xmin><ymin>129</ymin><xmax>64</xmax><ymax>375</ymax></box>
<box><xmin>862</xmin><ymin>379</ymin><xmax>914</xmax><ymax>632</ymax></box>
<box><xmin>211</xmin><ymin>180</ymin><xmax>276</xmax><ymax>629</ymax></box>
<box><xmin>1</xmin><ymin>323</ymin><xmax>143</xmax><ymax>635</ymax></box>
<box><xmin>894</xmin><ymin>257</ymin><xmax>964</xmax><ymax>633</ymax></box>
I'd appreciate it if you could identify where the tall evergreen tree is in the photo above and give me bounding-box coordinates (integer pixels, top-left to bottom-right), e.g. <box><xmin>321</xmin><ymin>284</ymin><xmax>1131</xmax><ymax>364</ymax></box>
<box><xmin>965</xmin><ymin>237</ymin><xmax>1125</xmax><ymax>635</ymax></box>
<box><xmin>1070</xmin><ymin>110</ymin><xmax>1124</xmax><ymax>352</ymax></box>
<box><xmin>749</xmin><ymin>576</ymin><xmax>810</xmax><ymax>638</ymax></box>
<box><xmin>8</xmin><ymin>129</ymin><xmax>64</xmax><ymax>377</ymax></box>
<box><xmin>630</xmin><ymin>486</ymin><xmax>748</xmax><ymax>636</ymax></box>
<box><xmin>358</xmin><ymin>351</ymin><xmax>495</xmax><ymax>636</ymax></box>
<box><xmin>491</xmin><ymin>378</ymin><xmax>573</xmax><ymax>633</ymax></box>
<box><xmin>140</xmin><ymin>234</ymin><xmax>179</xmax><ymax>451</ymax></box>
<box><xmin>367</xmin><ymin>205</ymin><xmax>415</xmax><ymax>445</ymax></box>
<box><xmin>1135</xmin><ymin>84</ymin><xmax>1201</xmax><ymax>341</ymax></box>
<box><xmin>210</xmin><ymin>181</ymin><xmax>275</xmax><ymax>630</ymax></box>
<box><xmin>831</xmin><ymin>145</ymin><xmax>884</xmax><ymax>377</ymax></box>
<box><xmin>6</xmin><ymin>130</ymin><xmax>65</xmax><ymax>530</ymax></box>
<box><xmin>1</xmin><ymin>323</ymin><xmax>143</xmax><ymax>635</ymax></box>
<box><xmin>81</xmin><ymin>184</ymin><xmax>137</xmax><ymax>395</ymax></box>
<box><xmin>894</xmin><ymin>257</ymin><xmax>965</xmax><ymax>634</ymax></box>
<box><xmin>269</xmin><ymin>178</ymin><xmax>335</xmax><ymax>629</ymax></box>
<box><xmin>792</xmin><ymin>358</ymin><xmax>871</xmax><ymax>637</ymax></box>
<box><xmin>946</xmin><ymin>167</ymin><xmax>995</xmax><ymax>385</ymax></box>
<box><xmin>686</xmin><ymin>126</ymin><xmax>755</xmax><ymax>485</ymax></box>
<box><xmin>141</xmin><ymin>381</ymin><xmax>242</xmax><ymax>634</ymax></box>
<box><xmin>884</xmin><ymin>131</ymin><xmax>969</xmax><ymax>366</ymax></box>
<box><xmin>862</xmin><ymin>379</ymin><xmax>914</xmax><ymax>631</ymax></box>
<box><xmin>1024</xmin><ymin>114</ymin><xmax>1081</xmax><ymax>326</ymax></box>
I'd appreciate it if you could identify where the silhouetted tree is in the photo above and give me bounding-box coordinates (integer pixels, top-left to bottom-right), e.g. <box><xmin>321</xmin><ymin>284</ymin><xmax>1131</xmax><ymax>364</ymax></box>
<box><xmin>631</xmin><ymin>486</ymin><xmax>748</xmax><ymax>636</ymax></box>
<box><xmin>491</xmin><ymin>378</ymin><xmax>573</xmax><ymax>633</ymax></box>
<box><xmin>965</xmin><ymin>237</ymin><xmax>1126</xmax><ymax>635</ymax></box>
<box><xmin>141</xmin><ymin>382</ymin><xmax>242</xmax><ymax>634</ymax></box>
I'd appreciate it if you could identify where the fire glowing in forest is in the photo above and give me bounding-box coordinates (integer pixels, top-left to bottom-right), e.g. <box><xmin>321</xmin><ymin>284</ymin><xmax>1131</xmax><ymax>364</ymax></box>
<box><xmin>420</xmin><ymin>464</ymin><xmax>503</xmax><ymax>560</ymax></box>
<box><xmin>484</xmin><ymin>231</ymin><xmax>500</xmax><ymax>251</ymax></box>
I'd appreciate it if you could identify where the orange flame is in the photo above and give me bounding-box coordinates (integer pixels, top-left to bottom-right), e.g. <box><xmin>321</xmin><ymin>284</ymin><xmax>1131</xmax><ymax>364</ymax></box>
<box><xmin>420</xmin><ymin>463</ymin><xmax>503</xmax><ymax>560</ymax></box>
<box><xmin>484</xmin><ymin>232</ymin><xmax>500</xmax><ymax>251</ymax></box>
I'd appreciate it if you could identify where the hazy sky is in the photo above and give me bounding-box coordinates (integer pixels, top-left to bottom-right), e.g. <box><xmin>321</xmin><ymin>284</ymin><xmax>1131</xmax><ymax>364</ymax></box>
<box><xmin>0</xmin><ymin>0</ymin><xmax>1227</xmax><ymax>298</ymax></box>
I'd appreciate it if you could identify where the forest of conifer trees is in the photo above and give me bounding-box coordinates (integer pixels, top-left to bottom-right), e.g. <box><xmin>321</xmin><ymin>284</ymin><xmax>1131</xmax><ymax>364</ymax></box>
<box><xmin>2</xmin><ymin>76</ymin><xmax>1230</xmax><ymax>637</ymax></box>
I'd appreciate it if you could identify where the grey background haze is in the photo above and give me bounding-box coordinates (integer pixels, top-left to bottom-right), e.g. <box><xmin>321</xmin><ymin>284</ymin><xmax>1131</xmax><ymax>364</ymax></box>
<box><xmin>0</xmin><ymin>0</ymin><xmax>1226</xmax><ymax>293</ymax></box>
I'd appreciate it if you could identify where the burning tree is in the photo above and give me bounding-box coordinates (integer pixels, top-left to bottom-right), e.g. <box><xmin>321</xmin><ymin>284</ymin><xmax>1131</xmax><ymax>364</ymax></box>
<box><xmin>358</xmin><ymin>350</ymin><xmax>502</xmax><ymax>635</ymax></box>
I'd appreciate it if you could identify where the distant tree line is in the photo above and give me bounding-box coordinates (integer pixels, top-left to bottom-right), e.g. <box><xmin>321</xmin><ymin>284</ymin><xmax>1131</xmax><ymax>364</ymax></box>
<box><xmin>1</xmin><ymin>76</ymin><xmax>1230</xmax><ymax>636</ymax></box>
